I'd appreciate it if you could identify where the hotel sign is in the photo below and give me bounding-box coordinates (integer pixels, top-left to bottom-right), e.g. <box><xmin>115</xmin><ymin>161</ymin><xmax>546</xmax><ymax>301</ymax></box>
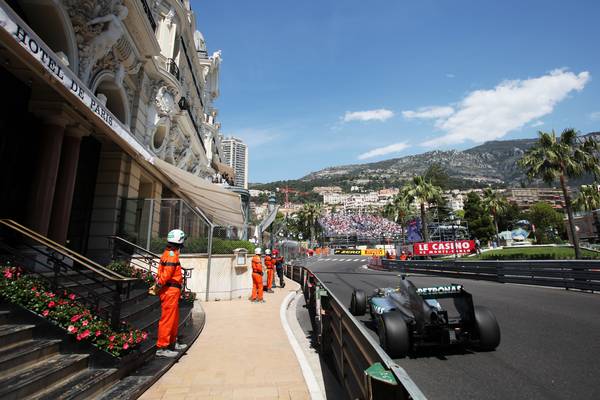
<box><xmin>0</xmin><ymin>3</ymin><xmax>154</xmax><ymax>162</ymax></box>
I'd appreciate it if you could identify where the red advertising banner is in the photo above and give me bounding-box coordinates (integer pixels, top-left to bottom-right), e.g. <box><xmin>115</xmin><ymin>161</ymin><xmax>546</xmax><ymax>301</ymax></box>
<box><xmin>413</xmin><ymin>240</ymin><xmax>475</xmax><ymax>256</ymax></box>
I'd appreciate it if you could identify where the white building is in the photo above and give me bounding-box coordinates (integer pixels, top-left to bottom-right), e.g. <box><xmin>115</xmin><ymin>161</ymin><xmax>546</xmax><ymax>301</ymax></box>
<box><xmin>222</xmin><ymin>137</ymin><xmax>248</xmax><ymax>189</ymax></box>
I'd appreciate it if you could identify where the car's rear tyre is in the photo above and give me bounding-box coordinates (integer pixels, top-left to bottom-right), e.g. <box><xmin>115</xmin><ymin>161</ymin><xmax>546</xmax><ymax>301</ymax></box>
<box><xmin>377</xmin><ymin>312</ymin><xmax>410</xmax><ymax>358</ymax></box>
<box><xmin>474</xmin><ymin>306</ymin><xmax>500</xmax><ymax>351</ymax></box>
<box><xmin>350</xmin><ymin>289</ymin><xmax>367</xmax><ymax>316</ymax></box>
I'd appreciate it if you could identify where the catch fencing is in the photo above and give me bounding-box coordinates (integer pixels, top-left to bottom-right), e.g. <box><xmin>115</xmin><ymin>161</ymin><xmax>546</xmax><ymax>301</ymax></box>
<box><xmin>379</xmin><ymin>259</ymin><xmax>600</xmax><ymax>292</ymax></box>
<box><xmin>284</xmin><ymin>263</ymin><xmax>427</xmax><ymax>400</ymax></box>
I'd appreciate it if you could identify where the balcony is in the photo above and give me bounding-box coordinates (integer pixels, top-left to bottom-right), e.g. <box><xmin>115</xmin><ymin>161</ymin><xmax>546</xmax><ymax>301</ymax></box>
<box><xmin>166</xmin><ymin>58</ymin><xmax>180</xmax><ymax>80</ymax></box>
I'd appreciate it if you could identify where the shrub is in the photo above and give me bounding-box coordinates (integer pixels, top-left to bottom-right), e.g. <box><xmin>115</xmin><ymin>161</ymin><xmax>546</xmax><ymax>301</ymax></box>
<box><xmin>0</xmin><ymin>267</ymin><xmax>147</xmax><ymax>357</ymax></box>
<box><xmin>150</xmin><ymin>237</ymin><xmax>255</xmax><ymax>255</ymax></box>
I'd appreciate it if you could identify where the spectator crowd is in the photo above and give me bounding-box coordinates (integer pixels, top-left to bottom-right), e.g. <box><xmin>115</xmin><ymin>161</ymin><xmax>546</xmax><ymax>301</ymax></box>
<box><xmin>320</xmin><ymin>213</ymin><xmax>404</xmax><ymax>238</ymax></box>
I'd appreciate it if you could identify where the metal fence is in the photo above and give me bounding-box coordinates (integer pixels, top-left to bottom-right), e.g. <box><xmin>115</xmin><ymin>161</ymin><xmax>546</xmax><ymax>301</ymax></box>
<box><xmin>284</xmin><ymin>263</ymin><xmax>427</xmax><ymax>400</ymax></box>
<box><xmin>380</xmin><ymin>259</ymin><xmax>600</xmax><ymax>292</ymax></box>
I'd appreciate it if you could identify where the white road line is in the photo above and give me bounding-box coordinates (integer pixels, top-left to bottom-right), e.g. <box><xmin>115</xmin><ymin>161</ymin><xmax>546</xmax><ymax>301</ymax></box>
<box><xmin>280</xmin><ymin>291</ymin><xmax>324</xmax><ymax>400</ymax></box>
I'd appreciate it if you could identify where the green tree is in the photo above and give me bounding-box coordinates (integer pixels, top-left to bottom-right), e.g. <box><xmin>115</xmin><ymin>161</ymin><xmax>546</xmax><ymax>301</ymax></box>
<box><xmin>518</xmin><ymin>129</ymin><xmax>600</xmax><ymax>258</ymax></box>
<box><xmin>526</xmin><ymin>202</ymin><xmax>565</xmax><ymax>244</ymax></box>
<box><xmin>482</xmin><ymin>188</ymin><xmax>509</xmax><ymax>244</ymax></box>
<box><xmin>424</xmin><ymin>163</ymin><xmax>450</xmax><ymax>189</ymax></box>
<box><xmin>296</xmin><ymin>203</ymin><xmax>323</xmax><ymax>246</ymax></box>
<box><xmin>400</xmin><ymin>176</ymin><xmax>443</xmax><ymax>242</ymax></box>
<box><xmin>573</xmin><ymin>183</ymin><xmax>600</xmax><ymax>212</ymax></box>
<box><xmin>496</xmin><ymin>201</ymin><xmax>523</xmax><ymax>232</ymax></box>
<box><xmin>463</xmin><ymin>192</ymin><xmax>495</xmax><ymax>242</ymax></box>
<box><xmin>383</xmin><ymin>195</ymin><xmax>412</xmax><ymax>243</ymax></box>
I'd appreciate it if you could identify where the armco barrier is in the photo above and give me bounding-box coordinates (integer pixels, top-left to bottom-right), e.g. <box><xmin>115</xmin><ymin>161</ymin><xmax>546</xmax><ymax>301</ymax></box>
<box><xmin>381</xmin><ymin>259</ymin><xmax>600</xmax><ymax>292</ymax></box>
<box><xmin>284</xmin><ymin>264</ymin><xmax>427</xmax><ymax>400</ymax></box>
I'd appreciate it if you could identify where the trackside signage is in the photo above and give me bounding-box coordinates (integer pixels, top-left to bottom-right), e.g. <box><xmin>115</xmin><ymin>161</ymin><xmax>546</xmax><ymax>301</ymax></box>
<box><xmin>0</xmin><ymin>4</ymin><xmax>154</xmax><ymax>162</ymax></box>
<box><xmin>334</xmin><ymin>249</ymin><xmax>361</xmax><ymax>255</ymax></box>
<box><xmin>334</xmin><ymin>249</ymin><xmax>385</xmax><ymax>256</ymax></box>
<box><xmin>413</xmin><ymin>240</ymin><xmax>475</xmax><ymax>256</ymax></box>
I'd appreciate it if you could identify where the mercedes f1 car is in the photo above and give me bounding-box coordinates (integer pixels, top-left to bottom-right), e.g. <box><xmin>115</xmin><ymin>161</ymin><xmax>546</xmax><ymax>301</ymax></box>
<box><xmin>350</xmin><ymin>276</ymin><xmax>500</xmax><ymax>358</ymax></box>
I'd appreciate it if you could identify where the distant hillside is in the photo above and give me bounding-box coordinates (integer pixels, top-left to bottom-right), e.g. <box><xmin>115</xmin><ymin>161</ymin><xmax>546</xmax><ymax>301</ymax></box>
<box><xmin>251</xmin><ymin>133</ymin><xmax>599</xmax><ymax>194</ymax></box>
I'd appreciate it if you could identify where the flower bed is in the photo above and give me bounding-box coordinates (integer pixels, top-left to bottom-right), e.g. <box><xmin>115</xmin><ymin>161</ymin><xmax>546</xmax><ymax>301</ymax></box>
<box><xmin>0</xmin><ymin>266</ymin><xmax>148</xmax><ymax>357</ymax></box>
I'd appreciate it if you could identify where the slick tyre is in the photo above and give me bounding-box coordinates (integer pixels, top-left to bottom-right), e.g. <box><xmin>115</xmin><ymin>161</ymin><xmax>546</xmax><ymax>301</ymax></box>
<box><xmin>377</xmin><ymin>312</ymin><xmax>410</xmax><ymax>359</ymax></box>
<box><xmin>350</xmin><ymin>289</ymin><xmax>367</xmax><ymax>316</ymax></box>
<box><xmin>474</xmin><ymin>306</ymin><xmax>500</xmax><ymax>351</ymax></box>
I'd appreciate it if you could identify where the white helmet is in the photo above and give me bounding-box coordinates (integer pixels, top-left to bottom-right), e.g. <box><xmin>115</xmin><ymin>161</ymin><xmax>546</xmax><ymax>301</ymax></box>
<box><xmin>167</xmin><ymin>229</ymin><xmax>186</xmax><ymax>245</ymax></box>
<box><xmin>265</xmin><ymin>249</ymin><xmax>271</xmax><ymax>255</ymax></box>
<box><xmin>254</xmin><ymin>247</ymin><xmax>262</xmax><ymax>255</ymax></box>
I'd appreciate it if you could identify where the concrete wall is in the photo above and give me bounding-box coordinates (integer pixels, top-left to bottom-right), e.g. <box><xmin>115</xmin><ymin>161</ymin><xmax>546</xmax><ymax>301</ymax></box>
<box><xmin>180</xmin><ymin>254</ymin><xmax>253</xmax><ymax>301</ymax></box>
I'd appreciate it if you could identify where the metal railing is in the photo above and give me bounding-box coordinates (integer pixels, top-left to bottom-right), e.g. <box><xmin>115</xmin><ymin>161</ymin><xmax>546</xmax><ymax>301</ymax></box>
<box><xmin>166</xmin><ymin>58</ymin><xmax>180</xmax><ymax>80</ymax></box>
<box><xmin>110</xmin><ymin>235</ymin><xmax>192</xmax><ymax>292</ymax></box>
<box><xmin>0</xmin><ymin>220</ymin><xmax>138</xmax><ymax>329</ymax></box>
<box><xmin>284</xmin><ymin>263</ymin><xmax>427</xmax><ymax>400</ymax></box>
<box><xmin>381</xmin><ymin>259</ymin><xmax>600</xmax><ymax>292</ymax></box>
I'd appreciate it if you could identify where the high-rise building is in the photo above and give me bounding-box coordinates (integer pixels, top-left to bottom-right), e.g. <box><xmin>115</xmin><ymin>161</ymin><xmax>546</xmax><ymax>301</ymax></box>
<box><xmin>222</xmin><ymin>137</ymin><xmax>248</xmax><ymax>189</ymax></box>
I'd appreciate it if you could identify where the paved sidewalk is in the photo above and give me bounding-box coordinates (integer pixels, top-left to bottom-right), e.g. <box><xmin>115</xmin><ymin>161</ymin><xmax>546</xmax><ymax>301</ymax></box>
<box><xmin>140</xmin><ymin>278</ymin><xmax>310</xmax><ymax>400</ymax></box>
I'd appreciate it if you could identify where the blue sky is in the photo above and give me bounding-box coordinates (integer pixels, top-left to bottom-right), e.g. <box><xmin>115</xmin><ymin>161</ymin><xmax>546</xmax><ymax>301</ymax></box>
<box><xmin>192</xmin><ymin>0</ymin><xmax>600</xmax><ymax>183</ymax></box>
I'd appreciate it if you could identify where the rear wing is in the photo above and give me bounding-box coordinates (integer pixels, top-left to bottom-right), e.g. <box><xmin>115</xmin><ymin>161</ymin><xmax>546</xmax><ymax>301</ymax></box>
<box><xmin>416</xmin><ymin>284</ymin><xmax>466</xmax><ymax>299</ymax></box>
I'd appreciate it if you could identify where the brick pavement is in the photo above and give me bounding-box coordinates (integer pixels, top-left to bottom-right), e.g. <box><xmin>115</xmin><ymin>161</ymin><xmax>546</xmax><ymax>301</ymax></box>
<box><xmin>140</xmin><ymin>278</ymin><xmax>310</xmax><ymax>400</ymax></box>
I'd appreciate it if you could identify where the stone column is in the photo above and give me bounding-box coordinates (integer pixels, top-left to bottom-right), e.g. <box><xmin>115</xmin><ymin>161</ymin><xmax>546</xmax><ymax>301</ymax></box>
<box><xmin>48</xmin><ymin>124</ymin><xmax>89</xmax><ymax>244</ymax></box>
<box><xmin>27</xmin><ymin>115</ymin><xmax>71</xmax><ymax>236</ymax></box>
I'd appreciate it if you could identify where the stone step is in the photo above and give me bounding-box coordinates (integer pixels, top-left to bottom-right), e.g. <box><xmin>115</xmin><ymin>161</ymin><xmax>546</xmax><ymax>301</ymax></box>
<box><xmin>120</xmin><ymin>294</ymin><xmax>161</xmax><ymax>323</ymax></box>
<box><xmin>0</xmin><ymin>338</ymin><xmax>61</xmax><ymax>375</ymax></box>
<box><xmin>0</xmin><ymin>324</ymin><xmax>35</xmax><ymax>348</ymax></box>
<box><xmin>0</xmin><ymin>353</ymin><xmax>89</xmax><ymax>400</ymax></box>
<box><xmin>32</xmin><ymin>367</ymin><xmax>119</xmax><ymax>400</ymax></box>
<box><xmin>94</xmin><ymin>375</ymin><xmax>154</xmax><ymax>400</ymax></box>
<box><xmin>0</xmin><ymin>310</ymin><xmax>11</xmax><ymax>324</ymax></box>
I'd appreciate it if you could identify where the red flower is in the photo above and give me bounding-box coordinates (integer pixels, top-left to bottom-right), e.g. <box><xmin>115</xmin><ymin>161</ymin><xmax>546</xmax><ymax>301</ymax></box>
<box><xmin>32</xmin><ymin>286</ymin><xmax>37</xmax><ymax>291</ymax></box>
<box><xmin>109</xmin><ymin>335</ymin><xmax>115</xmax><ymax>342</ymax></box>
<box><xmin>4</xmin><ymin>270</ymin><xmax>12</xmax><ymax>279</ymax></box>
<box><xmin>42</xmin><ymin>310</ymin><xmax>49</xmax><ymax>317</ymax></box>
<box><xmin>80</xmin><ymin>330</ymin><xmax>91</xmax><ymax>340</ymax></box>
<box><xmin>48</xmin><ymin>301</ymin><xmax>56</xmax><ymax>308</ymax></box>
<box><xmin>108</xmin><ymin>344</ymin><xmax>114</xmax><ymax>350</ymax></box>
<box><xmin>69</xmin><ymin>293</ymin><xmax>76</xmax><ymax>300</ymax></box>
<box><xmin>82</xmin><ymin>320</ymin><xmax>89</xmax><ymax>327</ymax></box>
<box><xmin>70</xmin><ymin>314</ymin><xmax>82</xmax><ymax>323</ymax></box>
<box><xmin>95</xmin><ymin>330</ymin><xmax>102</xmax><ymax>337</ymax></box>
<box><xmin>136</xmin><ymin>337</ymin><xmax>142</xmax><ymax>344</ymax></box>
<box><xmin>122</xmin><ymin>343</ymin><xmax>129</xmax><ymax>350</ymax></box>
<box><xmin>142</xmin><ymin>332</ymin><xmax>148</xmax><ymax>340</ymax></box>
<box><xmin>128</xmin><ymin>337</ymin><xmax>134</xmax><ymax>344</ymax></box>
<box><xmin>67</xmin><ymin>325</ymin><xmax>78</xmax><ymax>334</ymax></box>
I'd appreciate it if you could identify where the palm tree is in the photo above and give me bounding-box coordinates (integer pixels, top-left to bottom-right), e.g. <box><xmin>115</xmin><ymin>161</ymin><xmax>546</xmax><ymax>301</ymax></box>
<box><xmin>298</xmin><ymin>203</ymin><xmax>323</xmax><ymax>246</ymax></box>
<box><xmin>384</xmin><ymin>195</ymin><xmax>412</xmax><ymax>243</ymax></box>
<box><xmin>573</xmin><ymin>183</ymin><xmax>600</xmax><ymax>212</ymax></box>
<box><xmin>400</xmin><ymin>176</ymin><xmax>443</xmax><ymax>242</ymax></box>
<box><xmin>518</xmin><ymin>129</ymin><xmax>600</xmax><ymax>258</ymax></box>
<box><xmin>482</xmin><ymin>187</ymin><xmax>509</xmax><ymax>245</ymax></box>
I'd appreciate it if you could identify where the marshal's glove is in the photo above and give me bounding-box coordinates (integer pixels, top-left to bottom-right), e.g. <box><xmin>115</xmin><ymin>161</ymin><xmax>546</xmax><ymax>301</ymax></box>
<box><xmin>148</xmin><ymin>284</ymin><xmax>160</xmax><ymax>296</ymax></box>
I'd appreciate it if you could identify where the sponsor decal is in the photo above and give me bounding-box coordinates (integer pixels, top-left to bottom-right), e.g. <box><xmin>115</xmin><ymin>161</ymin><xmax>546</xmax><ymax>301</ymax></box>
<box><xmin>334</xmin><ymin>249</ymin><xmax>361</xmax><ymax>255</ymax></box>
<box><xmin>0</xmin><ymin>5</ymin><xmax>153</xmax><ymax>162</ymax></box>
<box><xmin>413</xmin><ymin>240</ymin><xmax>475</xmax><ymax>256</ymax></box>
<box><xmin>362</xmin><ymin>249</ymin><xmax>385</xmax><ymax>256</ymax></box>
<box><xmin>416</xmin><ymin>285</ymin><xmax>463</xmax><ymax>295</ymax></box>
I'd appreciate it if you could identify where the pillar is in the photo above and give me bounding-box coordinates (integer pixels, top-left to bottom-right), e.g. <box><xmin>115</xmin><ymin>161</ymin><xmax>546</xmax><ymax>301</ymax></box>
<box><xmin>27</xmin><ymin>115</ymin><xmax>71</xmax><ymax>236</ymax></box>
<box><xmin>48</xmin><ymin>124</ymin><xmax>89</xmax><ymax>244</ymax></box>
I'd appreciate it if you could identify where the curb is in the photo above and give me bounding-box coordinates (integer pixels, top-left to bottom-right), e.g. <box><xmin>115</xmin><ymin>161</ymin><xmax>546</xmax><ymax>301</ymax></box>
<box><xmin>280</xmin><ymin>289</ymin><xmax>324</xmax><ymax>400</ymax></box>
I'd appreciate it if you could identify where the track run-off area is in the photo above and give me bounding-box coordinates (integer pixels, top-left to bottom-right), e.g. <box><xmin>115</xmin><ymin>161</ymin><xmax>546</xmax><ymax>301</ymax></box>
<box><xmin>303</xmin><ymin>255</ymin><xmax>600</xmax><ymax>400</ymax></box>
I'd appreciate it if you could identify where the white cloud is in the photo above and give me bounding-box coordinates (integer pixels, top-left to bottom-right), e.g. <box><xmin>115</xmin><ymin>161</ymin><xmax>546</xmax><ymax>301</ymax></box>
<box><xmin>358</xmin><ymin>142</ymin><xmax>409</xmax><ymax>160</ymax></box>
<box><xmin>342</xmin><ymin>109</ymin><xmax>394</xmax><ymax>122</ymax></box>
<box><xmin>531</xmin><ymin>120</ymin><xmax>544</xmax><ymax>127</ymax></box>
<box><xmin>229</xmin><ymin>128</ymin><xmax>280</xmax><ymax>148</ymax></box>
<box><xmin>406</xmin><ymin>69</ymin><xmax>590</xmax><ymax>147</ymax></box>
<box><xmin>402</xmin><ymin>106</ymin><xmax>455</xmax><ymax>119</ymax></box>
<box><xmin>446</xmin><ymin>73</ymin><xmax>455</xmax><ymax>79</ymax></box>
<box><xmin>590</xmin><ymin>111</ymin><xmax>600</xmax><ymax>120</ymax></box>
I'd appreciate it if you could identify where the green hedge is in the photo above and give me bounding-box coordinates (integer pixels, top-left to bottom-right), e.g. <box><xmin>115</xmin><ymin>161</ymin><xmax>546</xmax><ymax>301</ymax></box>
<box><xmin>149</xmin><ymin>237</ymin><xmax>255</xmax><ymax>255</ymax></box>
<box><xmin>478</xmin><ymin>247</ymin><xmax>600</xmax><ymax>260</ymax></box>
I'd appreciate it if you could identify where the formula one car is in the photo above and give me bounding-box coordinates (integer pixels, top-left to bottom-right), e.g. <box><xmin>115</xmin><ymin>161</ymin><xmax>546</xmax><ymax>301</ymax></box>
<box><xmin>349</xmin><ymin>275</ymin><xmax>500</xmax><ymax>358</ymax></box>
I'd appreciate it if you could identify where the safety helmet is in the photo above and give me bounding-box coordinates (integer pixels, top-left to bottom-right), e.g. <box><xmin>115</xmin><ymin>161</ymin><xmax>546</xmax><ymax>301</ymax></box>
<box><xmin>272</xmin><ymin>249</ymin><xmax>279</xmax><ymax>255</ymax></box>
<box><xmin>255</xmin><ymin>247</ymin><xmax>262</xmax><ymax>255</ymax></box>
<box><xmin>265</xmin><ymin>249</ymin><xmax>271</xmax><ymax>255</ymax></box>
<box><xmin>401</xmin><ymin>250</ymin><xmax>406</xmax><ymax>254</ymax></box>
<box><xmin>167</xmin><ymin>229</ymin><xmax>186</xmax><ymax>245</ymax></box>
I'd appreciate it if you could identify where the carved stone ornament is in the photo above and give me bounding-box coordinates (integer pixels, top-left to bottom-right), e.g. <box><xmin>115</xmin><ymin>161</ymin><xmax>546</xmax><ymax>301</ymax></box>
<box><xmin>155</xmin><ymin>86</ymin><xmax>176</xmax><ymax>117</ymax></box>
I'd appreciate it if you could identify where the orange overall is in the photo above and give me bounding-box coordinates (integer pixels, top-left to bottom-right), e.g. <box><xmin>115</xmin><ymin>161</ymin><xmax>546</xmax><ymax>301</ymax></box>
<box><xmin>251</xmin><ymin>255</ymin><xmax>263</xmax><ymax>301</ymax></box>
<box><xmin>265</xmin><ymin>255</ymin><xmax>274</xmax><ymax>290</ymax></box>
<box><xmin>156</xmin><ymin>247</ymin><xmax>183</xmax><ymax>349</ymax></box>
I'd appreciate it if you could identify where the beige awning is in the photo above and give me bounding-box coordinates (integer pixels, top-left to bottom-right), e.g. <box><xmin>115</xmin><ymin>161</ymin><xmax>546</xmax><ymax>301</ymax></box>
<box><xmin>152</xmin><ymin>158</ymin><xmax>244</xmax><ymax>227</ymax></box>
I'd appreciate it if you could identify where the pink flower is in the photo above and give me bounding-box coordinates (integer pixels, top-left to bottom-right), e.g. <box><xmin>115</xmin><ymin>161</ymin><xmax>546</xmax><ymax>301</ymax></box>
<box><xmin>69</xmin><ymin>293</ymin><xmax>76</xmax><ymax>300</ymax></box>
<box><xmin>108</xmin><ymin>344</ymin><xmax>114</xmax><ymax>350</ymax></box>
<box><xmin>136</xmin><ymin>337</ymin><xmax>142</xmax><ymax>344</ymax></box>
<box><xmin>79</xmin><ymin>330</ymin><xmax>90</xmax><ymax>340</ymax></box>
<box><xmin>109</xmin><ymin>335</ymin><xmax>115</xmax><ymax>342</ymax></box>
<box><xmin>82</xmin><ymin>320</ymin><xmax>89</xmax><ymax>327</ymax></box>
<box><xmin>128</xmin><ymin>337</ymin><xmax>134</xmax><ymax>344</ymax></box>
<box><xmin>95</xmin><ymin>330</ymin><xmax>102</xmax><ymax>337</ymax></box>
<box><xmin>67</xmin><ymin>325</ymin><xmax>77</xmax><ymax>334</ymax></box>
<box><xmin>70</xmin><ymin>314</ymin><xmax>82</xmax><ymax>323</ymax></box>
<box><xmin>31</xmin><ymin>287</ymin><xmax>37</xmax><ymax>291</ymax></box>
<box><xmin>122</xmin><ymin>343</ymin><xmax>129</xmax><ymax>350</ymax></box>
<box><xmin>48</xmin><ymin>301</ymin><xmax>56</xmax><ymax>308</ymax></box>
<box><xmin>142</xmin><ymin>332</ymin><xmax>148</xmax><ymax>340</ymax></box>
<box><xmin>4</xmin><ymin>270</ymin><xmax>12</xmax><ymax>279</ymax></box>
<box><xmin>42</xmin><ymin>310</ymin><xmax>49</xmax><ymax>317</ymax></box>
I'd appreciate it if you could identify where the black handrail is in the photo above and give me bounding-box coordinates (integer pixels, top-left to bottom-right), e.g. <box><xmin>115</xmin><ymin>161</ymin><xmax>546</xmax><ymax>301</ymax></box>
<box><xmin>0</xmin><ymin>220</ymin><xmax>139</xmax><ymax>328</ymax></box>
<box><xmin>110</xmin><ymin>236</ymin><xmax>192</xmax><ymax>292</ymax></box>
